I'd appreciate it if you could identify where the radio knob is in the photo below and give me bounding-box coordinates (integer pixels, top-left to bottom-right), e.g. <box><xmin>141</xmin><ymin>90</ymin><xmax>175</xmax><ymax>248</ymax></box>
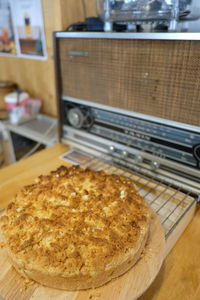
<box><xmin>135</xmin><ymin>155</ymin><xmax>143</xmax><ymax>164</ymax></box>
<box><xmin>193</xmin><ymin>144</ymin><xmax>200</xmax><ymax>161</ymax></box>
<box><xmin>122</xmin><ymin>150</ymin><xmax>128</xmax><ymax>157</ymax></box>
<box><xmin>109</xmin><ymin>145</ymin><xmax>115</xmax><ymax>152</ymax></box>
<box><xmin>151</xmin><ymin>161</ymin><xmax>160</xmax><ymax>170</ymax></box>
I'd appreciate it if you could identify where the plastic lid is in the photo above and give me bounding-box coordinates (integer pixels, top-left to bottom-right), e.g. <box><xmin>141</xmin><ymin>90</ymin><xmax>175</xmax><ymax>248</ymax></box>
<box><xmin>4</xmin><ymin>92</ymin><xmax>29</xmax><ymax>103</ymax></box>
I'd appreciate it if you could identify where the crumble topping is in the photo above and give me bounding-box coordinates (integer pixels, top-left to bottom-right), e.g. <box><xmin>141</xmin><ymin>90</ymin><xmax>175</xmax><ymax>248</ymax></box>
<box><xmin>0</xmin><ymin>166</ymin><xmax>150</xmax><ymax>276</ymax></box>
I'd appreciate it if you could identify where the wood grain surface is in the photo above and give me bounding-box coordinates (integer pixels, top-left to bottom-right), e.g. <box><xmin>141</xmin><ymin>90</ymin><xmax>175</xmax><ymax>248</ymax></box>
<box><xmin>0</xmin><ymin>144</ymin><xmax>199</xmax><ymax>300</ymax></box>
<box><xmin>140</xmin><ymin>206</ymin><xmax>200</xmax><ymax>300</ymax></box>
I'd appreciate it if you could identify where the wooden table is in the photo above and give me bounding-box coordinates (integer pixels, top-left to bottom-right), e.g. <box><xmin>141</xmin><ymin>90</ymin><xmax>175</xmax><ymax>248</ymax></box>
<box><xmin>0</xmin><ymin>143</ymin><xmax>200</xmax><ymax>300</ymax></box>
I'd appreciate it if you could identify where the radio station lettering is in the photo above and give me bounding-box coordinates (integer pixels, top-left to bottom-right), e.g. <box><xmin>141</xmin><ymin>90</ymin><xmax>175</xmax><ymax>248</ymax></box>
<box><xmin>124</xmin><ymin>129</ymin><xmax>151</xmax><ymax>141</ymax></box>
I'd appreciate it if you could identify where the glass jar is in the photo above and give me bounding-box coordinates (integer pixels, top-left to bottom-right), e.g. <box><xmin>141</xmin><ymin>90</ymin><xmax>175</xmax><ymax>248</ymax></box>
<box><xmin>97</xmin><ymin>0</ymin><xmax>179</xmax><ymax>23</ymax></box>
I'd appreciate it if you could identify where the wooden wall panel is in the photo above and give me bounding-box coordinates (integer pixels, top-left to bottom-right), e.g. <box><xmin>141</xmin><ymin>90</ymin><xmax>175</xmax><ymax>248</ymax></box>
<box><xmin>60</xmin><ymin>0</ymin><xmax>97</xmax><ymax>29</ymax></box>
<box><xmin>0</xmin><ymin>0</ymin><xmax>97</xmax><ymax>117</ymax></box>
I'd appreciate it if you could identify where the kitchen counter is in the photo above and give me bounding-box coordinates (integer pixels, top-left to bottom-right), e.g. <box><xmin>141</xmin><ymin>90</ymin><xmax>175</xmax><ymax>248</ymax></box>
<box><xmin>0</xmin><ymin>143</ymin><xmax>200</xmax><ymax>300</ymax></box>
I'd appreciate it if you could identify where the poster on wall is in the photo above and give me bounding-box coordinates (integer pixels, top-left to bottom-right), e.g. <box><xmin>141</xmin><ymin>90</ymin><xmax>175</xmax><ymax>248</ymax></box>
<box><xmin>0</xmin><ymin>0</ymin><xmax>16</xmax><ymax>55</ymax></box>
<box><xmin>0</xmin><ymin>0</ymin><xmax>47</xmax><ymax>59</ymax></box>
<box><xmin>12</xmin><ymin>0</ymin><xmax>47</xmax><ymax>59</ymax></box>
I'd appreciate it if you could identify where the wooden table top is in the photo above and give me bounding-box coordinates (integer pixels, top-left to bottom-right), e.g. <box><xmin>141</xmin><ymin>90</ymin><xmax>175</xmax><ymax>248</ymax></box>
<box><xmin>0</xmin><ymin>143</ymin><xmax>200</xmax><ymax>300</ymax></box>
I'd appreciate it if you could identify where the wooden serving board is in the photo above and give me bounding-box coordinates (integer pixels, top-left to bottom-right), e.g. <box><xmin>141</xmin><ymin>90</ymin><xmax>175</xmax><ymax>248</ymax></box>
<box><xmin>0</xmin><ymin>212</ymin><xmax>165</xmax><ymax>300</ymax></box>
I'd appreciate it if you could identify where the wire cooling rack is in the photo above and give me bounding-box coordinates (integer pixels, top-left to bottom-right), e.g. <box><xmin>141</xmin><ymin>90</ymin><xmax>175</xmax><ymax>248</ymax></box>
<box><xmin>82</xmin><ymin>152</ymin><xmax>197</xmax><ymax>238</ymax></box>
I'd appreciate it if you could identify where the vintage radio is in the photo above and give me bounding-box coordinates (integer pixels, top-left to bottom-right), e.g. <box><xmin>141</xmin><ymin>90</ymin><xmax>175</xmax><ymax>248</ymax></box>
<box><xmin>54</xmin><ymin>32</ymin><xmax>200</xmax><ymax>254</ymax></box>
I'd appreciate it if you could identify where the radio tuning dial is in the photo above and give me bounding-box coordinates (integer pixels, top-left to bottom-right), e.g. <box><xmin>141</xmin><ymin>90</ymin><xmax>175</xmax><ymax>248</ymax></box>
<box><xmin>67</xmin><ymin>107</ymin><xmax>92</xmax><ymax>129</ymax></box>
<box><xmin>67</xmin><ymin>108</ymin><xmax>84</xmax><ymax>129</ymax></box>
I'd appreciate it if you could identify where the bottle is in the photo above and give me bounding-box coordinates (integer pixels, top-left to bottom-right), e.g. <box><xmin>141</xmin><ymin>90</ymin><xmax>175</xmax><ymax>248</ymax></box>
<box><xmin>24</xmin><ymin>13</ymin><xmax>32</xmax><ymax>38</ymax></box>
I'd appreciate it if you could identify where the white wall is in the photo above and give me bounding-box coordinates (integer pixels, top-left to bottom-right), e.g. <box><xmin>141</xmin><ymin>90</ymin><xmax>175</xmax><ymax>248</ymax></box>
<box><xmin>177</xmin><ymin>19</ymin><xmax>200</xmax><ymax>32</ymax></box>
<box><xmin>178</xmin><ymin>0</ymin><xmax>200</xmax><ymax>32</ymax></box>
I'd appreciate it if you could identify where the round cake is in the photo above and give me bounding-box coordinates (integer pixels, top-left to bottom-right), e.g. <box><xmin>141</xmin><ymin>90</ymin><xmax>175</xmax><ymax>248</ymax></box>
<box><xmin>0</xmin><ymin>165</ymin><xmax>151</xmax><ymax>290</ymax></box>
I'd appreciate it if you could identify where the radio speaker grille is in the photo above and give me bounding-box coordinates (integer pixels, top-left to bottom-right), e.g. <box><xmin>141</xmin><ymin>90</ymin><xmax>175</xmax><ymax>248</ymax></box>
<box><xmin>59</xmin><ymin>38</ymin><xmax>200</xmax><ymax>126</ymax></box>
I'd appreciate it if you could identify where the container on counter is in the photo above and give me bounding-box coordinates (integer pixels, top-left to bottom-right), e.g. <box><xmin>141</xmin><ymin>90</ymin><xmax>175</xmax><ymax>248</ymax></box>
<box><xmin>4</xmin><ymin>91</ymin><xmax>41</xmax><ymax>124</ymax></box>
<box><xmin>0</xmin><ymin>81</ymin><xmax>16</xmax><ymax>110</ymax></box>
<box><xmin>0</xmin><ymin>81</ymin><xmax>16</xmax><ymax>120</ymax></box>
<box><xmin>4</xmin><ymin>91</ymin><xmax>30</xmax><ymax>110</ymax></box>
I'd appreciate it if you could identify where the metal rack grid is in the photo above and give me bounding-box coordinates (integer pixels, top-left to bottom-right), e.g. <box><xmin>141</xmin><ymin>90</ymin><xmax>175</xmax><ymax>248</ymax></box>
<box><xmin>84</xmin><ymin>153</ymin><xmax>197</xmax><ymax>238</ymax></box>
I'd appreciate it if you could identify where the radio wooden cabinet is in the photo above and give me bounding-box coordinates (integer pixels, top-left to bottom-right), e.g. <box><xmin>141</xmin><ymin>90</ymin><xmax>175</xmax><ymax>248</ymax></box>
<box><xmin>55</xmin><ymin>33</ymin><xmax>200</xmax><ymax>126</ymax></box>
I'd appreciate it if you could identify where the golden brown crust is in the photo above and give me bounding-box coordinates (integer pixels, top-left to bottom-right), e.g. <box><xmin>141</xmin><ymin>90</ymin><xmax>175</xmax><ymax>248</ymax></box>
<box><xmin>0</xmin><ymin>165</ymin><xmax>151</xmax><ymax>290</ymax></box>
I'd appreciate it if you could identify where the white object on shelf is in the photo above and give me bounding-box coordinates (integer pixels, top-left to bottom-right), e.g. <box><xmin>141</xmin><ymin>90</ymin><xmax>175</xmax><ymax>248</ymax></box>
<box><xmin>4</xmin><ymin>92</ymin><xmax>29</xmax><ymax>106</ymax></box>
<box><xmin>9</xmin><ymin>106</ymin><xmax>33</xmax><ymax>125</ymax></box>
<box><xmin>8</xmin><ymin>99</ymin><xmax>42</xmax><ymax>125</ymax></box>
<box><xmin>4</xmin><ymin>91</ymin><xmax>42</xmax><ymax>125</ymax></box>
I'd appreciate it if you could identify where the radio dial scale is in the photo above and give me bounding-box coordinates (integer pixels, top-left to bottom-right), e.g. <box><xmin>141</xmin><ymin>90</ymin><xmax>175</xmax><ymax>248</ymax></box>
<box><xmin>62</xmin><ymin>98</ymin><xmax>200</xmax><ymax>179</ymax></box>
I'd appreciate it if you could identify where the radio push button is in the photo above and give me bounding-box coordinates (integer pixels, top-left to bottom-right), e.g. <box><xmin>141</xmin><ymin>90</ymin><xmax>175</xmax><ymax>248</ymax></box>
<box><xmin>122</xmin><ymin>150</ymin><xmax>128</xmax><ymax>157</ymax></box>
<box><xmin>135</xmin><ymin>155</ymin><xmax>143</xmax><ymax>164</ymax></box>
<box><xmin>151</xmin><ymin>161</ymin><xmax>160</xmax><ymax>170</ymax></box>
<box><xmin>109</xmin><ymin>145</ymin><xmax>116</xmax><ymax>152</ymax></box>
